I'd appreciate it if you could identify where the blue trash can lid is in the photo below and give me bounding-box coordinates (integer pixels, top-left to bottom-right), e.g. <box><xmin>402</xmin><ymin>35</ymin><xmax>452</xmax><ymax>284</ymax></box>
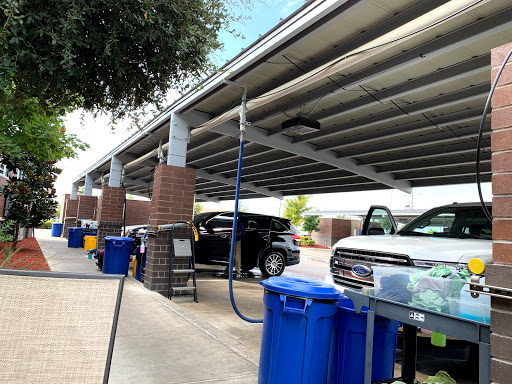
<box><xmin>69</xmin><ymin>227</ymin><xmax>84</xmax><ymax>230</ymax></box>
<box><xmin>260</xmin><ymin>277</ymin><xmax>341</xmax><ymax>300</ymax></box>
<box><xmin>105</xmin><ymin>236</ymin><xmax>135</xmax><ymax>242</ymax></box>
<box><xmin>338</xmin><ymin>296</ymin><xmax>369</xmax><ymax>313</ymax></box>
<box><xmin>52</xmin><ymin>223</ymin><xmax>63</xmax><ymax>225</ymax></box>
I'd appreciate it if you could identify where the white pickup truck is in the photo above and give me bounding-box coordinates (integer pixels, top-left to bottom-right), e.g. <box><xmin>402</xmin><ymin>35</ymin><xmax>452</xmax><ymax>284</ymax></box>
<box><xmin>329</xmin><ymin>202</ymin><xmax>492</xmax><ymax>290</ymax></box>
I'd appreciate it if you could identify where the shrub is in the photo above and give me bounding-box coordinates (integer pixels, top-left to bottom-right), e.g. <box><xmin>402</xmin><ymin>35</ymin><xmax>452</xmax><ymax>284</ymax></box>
<box><xmin>38</xmin><ymin>220</ymin><xmax>53</xmax><ymax>229</ymax></box>
<box><xmin>305</xmin><ymin>239</ymin><xmax>316</xmax><ymax>246</ymax></box>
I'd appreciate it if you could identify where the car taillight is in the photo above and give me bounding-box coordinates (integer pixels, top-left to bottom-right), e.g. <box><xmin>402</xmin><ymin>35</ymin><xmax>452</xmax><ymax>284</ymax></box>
<box><xmin>291</xmin><ymin>234</ymin><xmax>301</xmax><ymax>240</ymax></box>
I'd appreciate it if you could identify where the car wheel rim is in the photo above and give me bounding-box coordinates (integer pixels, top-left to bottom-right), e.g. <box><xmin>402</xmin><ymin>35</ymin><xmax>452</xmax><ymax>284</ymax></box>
<box><xmin>266</xmin><ymin>254</ymin><xmax>283</xmax><ymax>275</ymax></box>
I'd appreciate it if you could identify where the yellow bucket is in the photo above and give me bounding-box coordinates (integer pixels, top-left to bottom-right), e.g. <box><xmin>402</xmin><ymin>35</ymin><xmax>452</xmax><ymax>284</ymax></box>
<box><xmin>84</xmin><ymin>235</ymin><xmax>97</xmax><ymax>251</ymax></box>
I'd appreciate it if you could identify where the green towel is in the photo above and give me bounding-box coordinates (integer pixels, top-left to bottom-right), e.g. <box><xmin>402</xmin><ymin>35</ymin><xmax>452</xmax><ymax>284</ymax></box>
<box><xmin>421</xmin><ymin>370</ymin><xmax>456</xmax><ymax>384</ymax></box>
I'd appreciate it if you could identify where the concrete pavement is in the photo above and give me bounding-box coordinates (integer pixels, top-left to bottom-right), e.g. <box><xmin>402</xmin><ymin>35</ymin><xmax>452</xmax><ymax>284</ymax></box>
<box><xmin>36</xmin><ymin>229</ymin><xmax>261</xmax><ymax>384</ymax></box>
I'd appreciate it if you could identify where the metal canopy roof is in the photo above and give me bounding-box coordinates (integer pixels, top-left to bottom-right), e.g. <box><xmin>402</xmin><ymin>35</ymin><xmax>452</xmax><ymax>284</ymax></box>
<box><xmin>73</xmin><ymin>0</ymin><xmax>512</xmax><ymax>202</ymax></box>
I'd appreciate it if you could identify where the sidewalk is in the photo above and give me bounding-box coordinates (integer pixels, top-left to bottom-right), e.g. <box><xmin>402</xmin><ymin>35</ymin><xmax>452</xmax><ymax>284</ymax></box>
<box><xmin>36</xmin><ymin>229</ymin><xmax>260</xmax><ymax>384</ymax></box>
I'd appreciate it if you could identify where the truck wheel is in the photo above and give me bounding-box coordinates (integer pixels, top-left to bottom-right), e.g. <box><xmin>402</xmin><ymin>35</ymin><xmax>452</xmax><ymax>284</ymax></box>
<box><xmin>260</xmin><ymin>251</ymin><xmax>285</xmax><ymax>277</ymax></box>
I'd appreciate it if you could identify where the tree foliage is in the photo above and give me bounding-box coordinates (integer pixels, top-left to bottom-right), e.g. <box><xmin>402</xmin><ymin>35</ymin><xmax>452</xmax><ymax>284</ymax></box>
<box><xmin>194</xmin><ymin>202</ymin><xmax>204</xmax><ymax>215</ymax></box>
<box><xmin>1</xmin><ymin>158</ymin><xmax>60</xmax><ymax>245</ymax></box>
<box><xmin>303</xmin><ymin>215</ymin><xmax>321</xmax><ymax>236</ymax></box>
<box><xmin>283</xmin><ymin>195</ymin><xmax>313</xmax><ymax>227</ymax></box>
<box><xmin>0</xmin><ymin>86</ymin><xmax>88</xmax><ymax>162</ymax></box>
<box><xmin>0</xmin><ymin>0</ymin><xmax>248</xmax><ymax>119</ymax></box>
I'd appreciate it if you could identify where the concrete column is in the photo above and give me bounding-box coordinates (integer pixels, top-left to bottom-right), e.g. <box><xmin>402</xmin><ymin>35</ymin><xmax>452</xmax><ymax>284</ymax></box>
<box><xmin>167</xmin><ymin>112</ymin><xmax>189</xmax><ymax>168</ymax></box>
<box><xmin>96</xmin><ymin>186</ymin><xmax>125</xmax><ymax>250</ymax></box>
<box><xmin>109</xmin><ymin>156</ymin><xmax>123</xmax><ymax>188</ymax></box>
<box><xmin>144</xmin><ymin>164</ymin><xmax>196</xmax><ymax>295</ymax></box>
<box><xmin>84</xmin><ymin>173</ymin><xmax>94</xmax><ymax>196</ymax></box>
<box><xmin>488</xmin><ymin>42</ymin><xmax>512</xmax><ymax>383</ymax></box>
<box><xmin>70</xmin><ymin>182</ymin><xmax>78</xmax><ymax>200</ymax></box>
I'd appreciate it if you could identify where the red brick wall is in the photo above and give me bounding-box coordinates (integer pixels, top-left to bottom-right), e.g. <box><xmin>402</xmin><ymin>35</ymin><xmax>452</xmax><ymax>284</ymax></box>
<box><xmin>97</xmin><ymin>186</ymin><xmax>125</xmax><ymax>223</ymax></box>
<box><xmin>64</xmin><ymin>197</ymin><xmax>78</xmax><ymax>218</ymax></box>
<box><xmin>126</xmin><ymin>199</ymin><xmax>151</xmax><ymax>226</ymax></box>
<box><xmin>0</xmin><ymin>175</ymin><xmax>9</xmax><ymax>217</ymax></box>
<box><xmin>488</xmin><ymin>42</ymin><xmax>512</xmax><ymax>383</ymax></box>
<box><xmin>77</xmin><ymin>195</ymin><xmax>98</xmax><ymax>220</ymax></box>
<box><xmin>145</xmin><ymin>164</ymin><xmax>196</xmax><ymax>294</ymax></box>
<box><xmin>149</xmin><ymin>164</ymin><xmax>196</xmax><ymax>226</ymax></box>
<box><xmin>312</xmin><ymin>218</ymin><xmax>353</xmax><ymax>248</ymax></box>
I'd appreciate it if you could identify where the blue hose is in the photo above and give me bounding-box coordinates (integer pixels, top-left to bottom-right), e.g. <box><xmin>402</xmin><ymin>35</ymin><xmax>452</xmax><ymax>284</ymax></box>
<box><xmin>228</xmin><ymin>140</ymin><xmax>263</xmax><ymax>323</ymax></box>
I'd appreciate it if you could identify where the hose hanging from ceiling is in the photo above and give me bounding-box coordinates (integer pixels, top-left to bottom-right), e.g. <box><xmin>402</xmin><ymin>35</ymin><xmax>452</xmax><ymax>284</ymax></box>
<box><xmin>226</xmin><ymin>80</ymin><xmax>263</xmax><ymax>324</ymax></box>
<box><xmin>476</xmin><ymin>46</ymin><xmax>512</xmax><ymax>223</ymax></box>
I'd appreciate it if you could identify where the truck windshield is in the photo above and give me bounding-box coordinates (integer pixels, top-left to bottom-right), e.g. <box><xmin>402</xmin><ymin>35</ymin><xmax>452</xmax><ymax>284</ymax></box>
<box><xmin>399</xmin><ymin>206</ymin><xmax>492</xmax><ymax>240</ymax></box>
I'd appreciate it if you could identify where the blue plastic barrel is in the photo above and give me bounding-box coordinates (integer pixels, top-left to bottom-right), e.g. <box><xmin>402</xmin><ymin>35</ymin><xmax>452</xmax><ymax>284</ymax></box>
<box><xmin>327</xmin><ymin>297</ymin><xmax>399</xmax><ymax>384</ymax></box>
<box><xmin>51</xmin><ymin>223</ymin><xmax>63</xmax><ymax>237</ymax></box>
<box><xmin>259</xmin><ymin>277</ymin><xmax>340</xmax><ymax>384</ymax></box>
<box><xmin>103</xmin><ymin>236</ymin><xmax>135</xmax><ymax>276</ymax></box>
<box><xmin>67</xmin><ymin>227</ymin><xmax>84</xmax><ymax>248</ymax></box>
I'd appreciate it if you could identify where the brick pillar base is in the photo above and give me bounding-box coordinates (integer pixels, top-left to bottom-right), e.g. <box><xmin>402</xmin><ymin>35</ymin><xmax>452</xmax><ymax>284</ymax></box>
<box><xmin>144</xmin><ymin>226</ymin><xmax>192</xmax><ymax>296</ymax></box>
<box><xmin>62</xmin><ymin>217</ymin><xmax>77</xmax><ymax>239</ymax></box>
<box><xmin>490</xmin><ymin>42</ymin><xmax>512</xmax><ymax>383</ymax></box>
<box><xmin>144</xmin><ymin>164</ymin><xmax>195</xmax><ymax>294</ymax></box>
<box><xmin>96</xmin><ymin>221</ymin><xmax>123</xmax><ymax>250</ymax></box>
<box><xmin>96</xmin><ymin>186</ymin><xmax>125</xmax><ymax>250</ymax></box>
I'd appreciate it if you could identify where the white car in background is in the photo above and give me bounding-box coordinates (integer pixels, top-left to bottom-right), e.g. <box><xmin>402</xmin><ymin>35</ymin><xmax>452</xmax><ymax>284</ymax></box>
<box><xmin>329</xmin><ymin>203</ymin><xmax>492</xmax><ymax>290</ymax></box>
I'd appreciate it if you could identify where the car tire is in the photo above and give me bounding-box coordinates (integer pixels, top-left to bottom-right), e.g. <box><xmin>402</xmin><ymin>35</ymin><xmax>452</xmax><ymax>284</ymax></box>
<box><xmin>260</xmin><ymin>251</ymin><xmax>285</xmax><ymax>277</ymax></box>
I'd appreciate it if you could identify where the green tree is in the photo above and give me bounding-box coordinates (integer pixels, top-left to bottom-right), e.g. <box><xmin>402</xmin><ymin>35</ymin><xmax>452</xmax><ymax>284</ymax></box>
<box><xmin>283</xmin><ymin>195</ymin><xmax>313</xmax><ymax>227</ymax></box>
<box><xmin>194</xmin><ymin>202</ymin><xmax>204</xmax><ymax>215</ymax></box>
<box><xmin>1</xmin><ymin>158</ymin><xmax>60</xmax><ymax>246</ymax></box>
<box><xmin>303</xmin><ymin>216</ymin><xmax>321</xmax><ymax>236</ymax></box>
<box><xmin>0</xmin><ymin>0</ymin><xmax>250</xmax><ymax>120</ymax></box>
<box><xmin>380</xmin><ymin>218</ymin><xmax>392</xmax><ymax>233</ymax></box>
<box><xmin>0</xmin><ymin>87</ymin><xmax>88</xmax><ymax>162</ymax></box>
<box><xmin>238</xmin><ymin>201</ymin><xmax>249</xmax><ymax>213</ymax></box>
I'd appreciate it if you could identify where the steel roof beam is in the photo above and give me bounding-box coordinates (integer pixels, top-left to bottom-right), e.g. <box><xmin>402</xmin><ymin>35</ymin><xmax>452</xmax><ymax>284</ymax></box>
<box><xmin>249</xmin><ymin>8</ymin><xmax>512</xmax><ymax>125</ymax></box>
<box><xmin>237</xmin><ymin>163</ymin><xmax>340</xmax><ymax>183</ymax></box>
<box><xmin>255</xmin><ymin>172</ymin><xmax>363</xmax><ymax>188</ymax></box>
<box><xmin>396</xmin><ymin>167</ymin><xmax>492</xmax><ymax>181</ymax></box>
<box><xmin>412</xmin><ymin>174</ymin><xmax>491</xmax><ymax>187</ymax></box>
<box><xmin>339</xmin><ymin>123</ymin><xmax>490</xmax><ymax>159</ymax></box>
<box><xmin>222</xmin><ymin>157</ymin><xmax>321</xmax><ymax>180</ymax></box>
<box><xmin>192</xmin><ymin>147</ymin><xmax>276</xmax><ymax>170</ymax></box>
<box><xmin>295</xmin><ymin>84</ymin><xmax>489</xmax><ymax>144</ymax></box>
<box><xmin>194</xmin><ymin>169</ymin><xmax>283</xmax><ymax>199</ymax></box>
<box><xmin>202</xmin><ymin>112</ymin><xmax>412</xmax><ymax>193</ymax></box>
<box><xmin>219</xmin><ymin>0</ymin><xmax>448</xmax><ymax>118</ymax></box>
<box><xmin>360</xmin><ymin>142</ymin><xmax>491</xmax><ymax>166</ymax></box>
<box><xmin>319</xmin><ymin>107</ymin><xmax>484</xmax><ymax>152</ymax></box>
<box><xmin>377</xmin><ymin>157</ymin><xmax>491</xmax><ymax>174</ymax></box>
<box><xmin>208</xmin><ymin>151</ymin><xmax>298</xmax><ymax>174</ymax></box>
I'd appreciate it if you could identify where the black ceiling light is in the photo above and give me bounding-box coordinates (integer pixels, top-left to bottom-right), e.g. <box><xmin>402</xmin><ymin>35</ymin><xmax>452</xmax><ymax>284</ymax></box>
<box><xmin>281</xmin><ymin>113</ymin><xmax>321</xmax><ymax>135</ymax></box>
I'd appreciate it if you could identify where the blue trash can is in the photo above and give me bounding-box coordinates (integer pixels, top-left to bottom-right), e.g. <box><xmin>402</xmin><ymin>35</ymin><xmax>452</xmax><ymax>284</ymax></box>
<box><xmin>51</xmin><ymin>223</ymin><xmax>63</xmax><ymax>237</ymax></box>
<box><xmin>103</xmin><ymin>236</ymin><xmax>135</xmax><ymax>276</ymax></box>
<box><xmin>67</xmin><ymin>227</ymin><xmax>84</xmax><ymax>248</ymax></box>
<box><xmin>327</xmin><ymin>297</ymin><xmax>399</xmax><ymax>384</ymax></box>
<box><xmin>259</xmin><ymin>277</ymin><xmax>341</xmax><ymax>384</ymax></box>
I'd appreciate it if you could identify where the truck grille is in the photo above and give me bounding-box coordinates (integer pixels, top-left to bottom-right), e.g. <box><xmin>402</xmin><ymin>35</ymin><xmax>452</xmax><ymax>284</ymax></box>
<box><xmin>330</xmin><ymin>248</ymin><xmax>413</xmax><ymax>289</ymax></box>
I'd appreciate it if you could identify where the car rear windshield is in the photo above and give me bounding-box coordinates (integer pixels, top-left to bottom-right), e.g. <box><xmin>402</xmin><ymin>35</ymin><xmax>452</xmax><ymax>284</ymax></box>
<box><xmin>399</xmin><ymin>206</ymin><xmax>492</xmax><ymax>239</ymax></box>
<box><xmin>271</xmin><ymin>219</ymin><xmax>292</xmax><ymax>232</ymax></box>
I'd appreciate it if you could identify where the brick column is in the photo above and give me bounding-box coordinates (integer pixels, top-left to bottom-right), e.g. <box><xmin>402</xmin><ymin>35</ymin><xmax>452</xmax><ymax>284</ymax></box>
<box><xmin>96</xmin><ymin>186</ymin><xmax>125</xmax><ymax>250</ymax></box>
<box><xmin>488</xmin><ymin>42</ymin><xmax>512</xmax><ymax>384</ymax></box>
<box><xmin>144</xmin><ymin>164</ymin><xmax>196</xmax><ymax>295</ymax></box>
<box><xmin>62</xmin><ymin>195</ymin><xmax>78</xmax><ymax>239</ymax></box>
<box><xmin>77</xmin><ymin>195</ymin><xmax>98</xmax><ymax>220</ymax></box>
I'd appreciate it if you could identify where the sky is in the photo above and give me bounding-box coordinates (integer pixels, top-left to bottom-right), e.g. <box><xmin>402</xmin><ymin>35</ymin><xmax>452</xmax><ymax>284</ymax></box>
<box><xmin>55</xmin><ymin>0</ymin><xmax>492</xmax><ymax>218</ymax></box>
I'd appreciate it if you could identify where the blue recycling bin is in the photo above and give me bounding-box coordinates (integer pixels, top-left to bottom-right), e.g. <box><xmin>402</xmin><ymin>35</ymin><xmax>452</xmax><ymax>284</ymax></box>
<box><xmin>67</xmin><ymin>227</ymin><xmax>84</xmax><ymax>248</ymax></box>
<box><xmin>327</xmin><ymin>297</ymin><xmax>399</xmax><ymax>384</ymax></box>
<box><xmin>259</xmin><ymin>277</ymin><xmax>340</xmax><ymax>384</ymax></box>
<box><xmin>51</xmin><ymin>223</ymin><xmax>63</xmax><ymax>237</ymax></box>
<box><xmin>134</xmin><ymin>246</ymin><xmax>147</xmax><ymax>281</ymax></box>
<box><xmin>103</xmin><ymin>236</ymin><xmax>135</xmax><ymax>276</ymax></box>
